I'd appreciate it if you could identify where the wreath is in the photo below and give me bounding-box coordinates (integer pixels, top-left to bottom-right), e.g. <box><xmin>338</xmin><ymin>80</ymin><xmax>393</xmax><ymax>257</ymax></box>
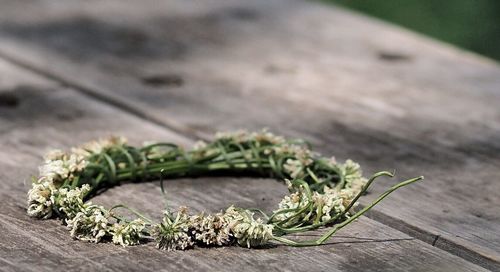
<box><xmin>27</xmin><ymin>130</ymin><xmax>422</xmax><ymax>250</ymax></box>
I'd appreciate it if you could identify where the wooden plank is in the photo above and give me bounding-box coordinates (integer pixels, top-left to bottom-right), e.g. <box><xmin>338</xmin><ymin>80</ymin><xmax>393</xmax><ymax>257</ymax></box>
<box><xmin>0</xmin><ymin>53</ymin><xmax>488</xmax><ymax>271</ymax></box>
<box><xmin>0</xmin><ymin>0</ymin><xmax>499</xmax><ymax>269</ymax></box>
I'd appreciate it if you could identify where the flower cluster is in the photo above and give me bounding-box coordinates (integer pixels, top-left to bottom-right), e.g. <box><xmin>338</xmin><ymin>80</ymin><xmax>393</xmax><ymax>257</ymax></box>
<box><xmin>71</xmin><ymin>136</ymin><xmax>127</xmax><ymax>157</ymax></box>
<box><xmin>341</xmin><ymin>159</ymin><xmax>368</xmax><ymax>192</ymax></box>
<box><xmin>38</xmin><ymin>153</ymin><xmax>87</xmax><ymax>183</ymax></box>
<box><xmin>56</xmin><ymin>184</ymin><xmax>91</xmax><ymax>219</ymax></box>
<box><xmin>153</xmin><ymin>208</ymin><xmax>194</xmax><ymax>251</ymax></box>
<box><xmin>27</xmin><ymin>153</ymin><xmax>87</xmax><ymax>219</ymax></box>
<box><xmin>189</xmin><ymin>211</ymin><xmax>232</xmax><ymax>246</ymax></box>
<box><xmin>58</xmin><ymin>186</ymin><xmax>146</xmax><ymax>246</ymax></box>
<box><xmin>274</xmin><ymin>159</ymin><xmax>367</xmax><ymax>226</ymax></box>
<box><xmin>27</xmin><ymin>137</ymin><xmax>128</xmax><ymax>219</ymax></box>
<box><xmin>313</xmin><ymin>187</ymin><xmax>357</xmax><ymax>222</ymax></box>
<box><xmin>153</xmin><ymin>206</ymin><xmax>274</xmax><ymax>250</ymax></box>
<box><xmin>66</xmin><ymin>205</ymin><xmax>110</xmax><ymax>243</ymax></box>
<box><xmin>27</xmin><ymin>137</ymin><xmax>145</xmax><ymax>245</ymax></box>
<box><xmin>27</xmin><ymin>179</ymin><xmax>56</xmax><ymax>219</ymax></box>
<box><xmin>111</xmin><ymin>219</ymin><xmax>146</xmax><ymax>247</ymax></box>
<box><xmin>216</xmin><ymin>129</ymin><xmax>286</xmax><ymax>145</ymax></box>
<box><xmin>274</xmin><ymin>186</ymin><xmax>356</xmax><ymax>226</ymax></box>
<box><xmin>225</xmin><ymin>206</ymin><xmax>274</xmax><ymax>248</ymax></box>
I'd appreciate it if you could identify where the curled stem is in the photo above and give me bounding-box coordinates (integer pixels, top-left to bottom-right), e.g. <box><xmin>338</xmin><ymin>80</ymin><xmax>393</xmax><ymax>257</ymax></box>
<box><xmin>274</xmin><ymin>175</ymin><xmax>424</xmax><ymax>247</ymax></box>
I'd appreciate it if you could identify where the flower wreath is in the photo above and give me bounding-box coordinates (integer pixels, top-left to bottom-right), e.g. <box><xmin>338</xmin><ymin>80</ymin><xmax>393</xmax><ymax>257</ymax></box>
<box><xmin>27</xmin><ymin>130</ymin><xmax>422</xmax><ymax>250</ymax></box>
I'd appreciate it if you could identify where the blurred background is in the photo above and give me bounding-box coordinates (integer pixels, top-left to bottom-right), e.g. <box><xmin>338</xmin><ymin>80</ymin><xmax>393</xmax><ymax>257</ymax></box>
<box><xmin>329</xmin><ymin>0</ymin><xmax>500</xmax><ymax>61</ymax></box>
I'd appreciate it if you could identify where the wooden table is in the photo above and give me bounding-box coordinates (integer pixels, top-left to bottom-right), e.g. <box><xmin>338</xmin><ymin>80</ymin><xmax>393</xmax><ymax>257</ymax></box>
<box><xmin>0</xmin><ymin>1</ymin><xmax>498</xmax><ymax>271</ymax></box>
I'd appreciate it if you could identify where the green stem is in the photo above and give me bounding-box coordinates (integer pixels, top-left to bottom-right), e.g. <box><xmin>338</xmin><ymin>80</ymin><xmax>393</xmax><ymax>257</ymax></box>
<box><xmin>109</xmin><ymin>204</ymin><xmax>154</xmax><ymax>224</ymax></box>
<box><xmin>274</xmin><ymin>176</ymin><xmax>423</xmax><ymax>246</ymax></box>
<box><xmin>274</xmin><ymin>171</ymin><xmax>393</xmax><ymax>233</ymax></box>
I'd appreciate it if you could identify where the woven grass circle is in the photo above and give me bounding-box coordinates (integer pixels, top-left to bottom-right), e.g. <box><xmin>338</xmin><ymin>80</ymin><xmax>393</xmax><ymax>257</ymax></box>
<box><xmin>27</xmin><ymin>130</ymin><xmax>422</xmax><ymax>250</ymax></box>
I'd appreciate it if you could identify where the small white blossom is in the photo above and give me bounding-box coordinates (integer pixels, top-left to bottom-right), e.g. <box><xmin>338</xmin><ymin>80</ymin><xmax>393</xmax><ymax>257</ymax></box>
<box><xmin>328</xmin><ymin>156</ymin><xmax>337</xmax><ymax>166</ymax></box>
<box><xmin>251</xmin><ymin>130</ymin><xmax>286</xmax><ymax>145</ymax></box>
<box><xmin>66</xmin><ymin>206</ymin><xmax>110</xmax><ymax>243</ymax></box>
<box><xmin>43</xmin><ymin>149</ymin><xmax>66</xmax><ymax>162</ymax></box>
<box><xmin>274</xmin><ymin>191</ymin><xmax>306</xmax><ymax>224</ymax></box>
<box><xmin>283</xmin><ymin>159</ymin><xmax>305</xmax><ymax>178</ymax></box>
<box><xmin>28</xmin><ymin>147</ymin><xmax>90</xmax><ymax>220</ymax></box>
<box><xmin>189</xmin><ymin>212</ymin><xmax>232</xmax><ymax>246</ymax></box>
<box><xmin>38</xmin><ymin>160</ymin><xmax>69</xmax><ymax>182</ymax></box>
<box><xmin>215</xmin><ymin>129</ymin><xmax>286</xmax><ymax>146</ymax></box>
<box><xmin>342</xmin><ymin>159</ymin><xmax>368</xmax><ymax>191</ymax></box>
<box><xmin>274</xmin><ymin>185</ymin><xmax>359</xmax><ymax>225</ymax></box>
<box><xmin>111</xmin><ymin>219</ymin><xmax>146</xmax><ymax>247</ymax></box>
<box><xmin>146</xmin><ymin>145</ymin><xmax>176</xmax><ymax>160</ymax></box>
<box><xmin>312</xmin><ymin>187</ymin><xmax>347</xmax><ymax>222</ymax></box>
<box><xmin>57</xmin><ymin>184</ymin><xmax>90</xmax><ymax>219</ymax></box>
<box><xmin>215</xmin><ymin>130</ymin><xmax>249</xmax><ymax>143</ymax></box>
<box><xmin>27</xmin><ymin>178</ymin><xmax>56</xmax><ymax>219</ymax></box>
<box><xmin>272</xmin><ymin>144</ymin><xmax>313</xmax><ymax>165</ymax></box>
<box><xmin>153</xmin><ymin>208</ymin><xmax>194</xmax><ymax>251</ymax></box>
<box><xmin>224</xmin><ymin>206</ymin><xmax>274</xmax><ymax>248</ymax></box>
<box><xmin>192</xmin><ymin>140</ymin><xmax>207</xmax><ymax>150</ymax></box>
<box><xmin>71</xmin><ymin>136</ymin><xmax>127</xmax><ymax>157</ymax></box>
<box><xmin>38</xmin><ymin>154</ymin><xmax>87</xmax><ymax>183</ymax></box>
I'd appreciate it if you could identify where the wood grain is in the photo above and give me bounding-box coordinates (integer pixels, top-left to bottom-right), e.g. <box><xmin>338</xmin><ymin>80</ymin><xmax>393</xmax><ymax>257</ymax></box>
<box><xmin>0</xmin><ymin>0</ymin><xmax>499</xmax><ymax>270</ymax></box>
<box><xmin>0</xmin><ymin>55</ymin><xmax>488</xmax><ymax>271</ymax></box>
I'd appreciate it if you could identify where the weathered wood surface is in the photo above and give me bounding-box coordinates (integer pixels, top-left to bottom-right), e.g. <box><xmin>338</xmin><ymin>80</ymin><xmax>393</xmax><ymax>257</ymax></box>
<box><xmin>1</xmin><ymin>0</ymin><xmax>500</xmax><ymax>270</ymax></box>
<box><xmin>0</xmin><ymin>0</ymin><xmax>498</xmax><ymax>269</ymax></box>
<box><xmin>0</xmin><ymin>58</ymin><xmax>488</xmax><ymax>272</ymax></box>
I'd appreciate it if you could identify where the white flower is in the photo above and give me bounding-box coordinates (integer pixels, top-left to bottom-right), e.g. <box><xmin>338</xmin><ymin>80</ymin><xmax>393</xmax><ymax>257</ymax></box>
<box><xmin>146</xmin><ymin>145</ymin><xmax>176</xmax><ymax>160</ymax></box>
<box><xmin>192</xmin><ymin>141</ymin><xmax>207</xmax><ymax>150</ymax></box>
<box><xmin>341</xmin><ymin>159</ymin><xmax>368</xmax><ymax>191</ymax></box>
<box><xmin>215</xmin><ymin>129</ymin><xmax>285</xmax><ymax>146</ymax></box>
<box><xmin>38</xmin><ymin>153</ymin><xmax>88</xmax><ymax>183</ymax></box>
<box><xmin>231</xmin><ymin>219</ymin><xmax>273</xmax><ymax>248</ymax></box>
<box><xmin>43</xmin><ymin>149</ymin><xmax>66</xmax><ymax>162</ymax></box>
<box><xmin>274</xmin><ymin>185</ymin><xmax>359</xmax><ymax>225</ymax></box>
<box><xmin>39</xmin><ymin>160</ymin><xmax>69</xmax><ymax>181</ymax></box>
<box><xmin>215</xmin><ymin>130</ymin><xmax>249</xmax><ymax>143</ymax></box>
<box><xmin>66</xmin><ymin>205</ymin><xmax>110</xmax><ymax>243</ymax></box>
<box><xmin>224</xmin><ymin>206</ymin><xmax>274</xmax><ymax>248</ymax></box>
<box><xmin>251</xmin><ymin>130</ymin><xmax>285</xmax><ymax>145</ymax></box>
<box><xmin>153</xmin><ymin>208</ymin><xmax>194</xmax><ymax>251</ymax></box>
<box><xmin>27</xmin><ymin>178</ymin><xmax>56</xmax><ymax>219</ymax></box>
<box><xmin>272</xmin><ymin>144</ymin><xmax>313</xmax><ymax>164</ymax></box>
<box><xmin>274</xmin><ymin>192</ymin><xmax>306</xmax><ymax>224</ymax></box>
<box><xmin>28</xmin><ymin>147</ymin><xmax>90</xmax><ymax>220</ymax></box>
<box><xmin>71</xmin><ymin>136</ymin><xmax>127</xmax><ymax>157</ymax></box>
<box><xmin>189</xmin><ymin>212</ymin><xmax>232</xmax><ymax>246</ymax></box>
<box><xmin>328</xmin><ymin>156</ymin><xmax>337</xmax><ymax>166</ymax></box>
<box><xmin>57</xmin><ymin>184</ymin><xmax>90</xmax><ymax>219</ymax></box>
<box><xmin>66</xmin><ymin>154</ymin><xmax>88</xmax><ymax>173</ymax></box>
<box><xmin>111</xmin><ymin>219</ymin><xmax>146</xmax><ymax>247</ymax></box>
<box><xmin>283</xmin><ymin>159</ymin><xmax>305</xmax><ymax>178</ymax></box>
<box><xmin>312</xmin><ymin>187</ymin><xmax>347</xmax><ymax>222</ymax></box>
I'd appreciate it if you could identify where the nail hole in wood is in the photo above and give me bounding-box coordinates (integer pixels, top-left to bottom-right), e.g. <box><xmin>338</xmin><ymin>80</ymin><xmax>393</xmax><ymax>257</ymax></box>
<box><xmin>227</xmin><ymin>8</ymin><xmax>259</xmax><ymax>21</ymax></box>
<box><xmin>432</xmin><ymin>235</ymin><xmax>440</xmax><ymax>246</ymax></box>
<box><xmin>377</xmin><ymin>51</ymin><xmax>412</xmax><ymax>62</ymax></box>
<box><xmin>0</xmin><ymin>92</ymin><xmax>20</xmax><ymax>108</ymax></box>
<box><xmin>264</xmin><ymin>64</ymin><xmax>296</xmax><ymax>74</ymax></box>
<box><xmin>141</xmin><ymin>74</ymin><xmax>184</xmax><ymax>87</ymax></box>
